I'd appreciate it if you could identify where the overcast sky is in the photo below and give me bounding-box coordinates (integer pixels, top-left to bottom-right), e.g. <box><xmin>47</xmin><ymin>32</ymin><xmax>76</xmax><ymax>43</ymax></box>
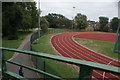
<box><xmin>34</xmin><ymin>0</ymin><xmax>119</xmax><ymax>21</ymax></box>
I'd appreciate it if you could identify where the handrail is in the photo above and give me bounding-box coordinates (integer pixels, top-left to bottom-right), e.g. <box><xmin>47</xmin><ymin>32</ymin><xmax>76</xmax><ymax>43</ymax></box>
<box><xmin>6</xmin><ymin>60</ymin><xmax>64</xmax><ymax>80</ymax></box>
<box><xmin>1</xmin><ymin>47</ymin><xmax>120</xmax><ymax>80</ymax></box>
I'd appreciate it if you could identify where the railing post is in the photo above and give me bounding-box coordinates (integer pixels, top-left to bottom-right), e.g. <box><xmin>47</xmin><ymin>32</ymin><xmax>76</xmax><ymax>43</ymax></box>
<box><xmin>44</xmin><ymin>61</ymin><xmax>46</xmax><ymax>80</ymax></box>
<box><xmin>0</xmin><ymin>50</ymin><xmax>2</xmax><ymax>80</ymax></box>
<box><xmin>2</xmin><ymin>52</ymin><xmax>7</xmax><ymax>79</ymax></box>
<box><xmin>79</xmin><ymin>65</ymin><xmax>92</xmax><ymax>80</ymax></box>
<box><xmin>36</xmin><ymin>56</ymin><xmax>38</xmax><ymax>69</ymax></box>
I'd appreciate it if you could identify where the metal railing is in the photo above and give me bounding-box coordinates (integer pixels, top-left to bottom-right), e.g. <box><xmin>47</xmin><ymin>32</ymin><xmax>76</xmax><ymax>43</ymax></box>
<box><xmin>1</xmin><ymin>29</ymin><xmax>120</xmax><ymax>80</ymax></box>
<box><xmin>1</xmin><ymin>47</ymin><xmax>120</xmax><ymax>80</ymax></box>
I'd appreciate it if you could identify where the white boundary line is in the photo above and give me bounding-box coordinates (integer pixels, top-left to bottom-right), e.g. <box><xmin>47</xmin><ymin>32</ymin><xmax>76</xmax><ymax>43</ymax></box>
<box><xmin>51</xmin><ymin>33</ymin><xmax>109</xmax><ymax>79</ymax></box>
<box><xmin>62</xmin><ymin>33</ymin><xmax>111</xmax><ymax>79</ymax></box>
<box><xmin>50</xmin><ymin>32</ymin><xmax>120</xmax><ymax>79</ymax></box>
<box><xmin>63</xmin><ymin>34</ymin><xmax>105</xmax><ymax>63</ymax></box>
<box><xmin>50</xmin><ymin>33</ymin><xmax>66</xmax><ymax>56</ymax></box>
<box><xmin>50</xmin><ymin>31</ymin><xmax>74</xmax><ymax>56</ymax></box>
<box><xmin>62</xmin><ymin>33</ymin><xmax>114</xmax><ymax>79</ymax></box>
<box><xmin>63</xmin><ymin>32</ymin><xmax>119</xmax><ymax>79</ymax></box>
<box><xmin>72</xmin><ymin>32</ymin><xmax>120</xmax><ymax>78</ymax></box>
<box><xmin>50</xmin><ymin>33</ymin><xmax>79</xmax><ymax>72</ymax></box>
<box><xmin>72</xmin><ymin>33</ymin><xmax>120</xmax><ymax>62</ymax></box>
<box><xmin>65</xmin><ymin>34</ymin><xmax>110</xmax><ymax>64</ymax></box>
<box><xmin>65</xmin><ymin>32</ymin><xmax>119</xmax><ymax>66</ymax></box>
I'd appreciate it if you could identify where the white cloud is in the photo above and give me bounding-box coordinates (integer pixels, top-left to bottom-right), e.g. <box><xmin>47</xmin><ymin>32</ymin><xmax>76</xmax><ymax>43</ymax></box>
<box><xmin>34</xmin><ymin>0</ymin><xmax>118</xmax><ymax>21</ymax></box>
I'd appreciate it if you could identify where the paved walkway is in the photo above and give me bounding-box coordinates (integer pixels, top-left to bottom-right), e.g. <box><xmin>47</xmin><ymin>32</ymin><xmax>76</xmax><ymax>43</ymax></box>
<box><xmin>7</xmin><ymin>29</ymin><xmax>39</xmax><ymax>78</ymax></box>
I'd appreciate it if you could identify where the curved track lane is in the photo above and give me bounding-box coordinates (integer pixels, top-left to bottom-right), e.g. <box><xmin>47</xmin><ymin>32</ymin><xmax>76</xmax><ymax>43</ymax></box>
<box><xmin>51</xmin><ymin>32</ymin><xmax>120</xmax><ymax>80</ymax></box>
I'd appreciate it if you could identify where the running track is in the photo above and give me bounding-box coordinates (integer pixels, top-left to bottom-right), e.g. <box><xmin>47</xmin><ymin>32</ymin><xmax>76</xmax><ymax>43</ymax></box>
<box><xmin>51</xmin><ymin>32</ymin><xmax>120</xmax><ymax>80</ymax></box>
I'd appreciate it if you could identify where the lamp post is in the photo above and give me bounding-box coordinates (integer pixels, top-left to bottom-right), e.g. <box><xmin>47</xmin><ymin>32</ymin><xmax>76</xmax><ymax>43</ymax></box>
<box><xmin>72</xmin><ymin>7</ymin><xmax>75</xmax><ymax>30</ymax></box>
<box><xmin>38</xmin><ymin>0</ymin><xmax>40</xmax><ymax>44</ymax></box>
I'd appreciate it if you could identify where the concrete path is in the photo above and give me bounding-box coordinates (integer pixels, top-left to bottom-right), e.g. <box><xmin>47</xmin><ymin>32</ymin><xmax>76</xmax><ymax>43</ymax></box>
<box><xmin>6</xmin><ymin>29</ymin><xmax>40</xmax><ymax>78</ymax></box>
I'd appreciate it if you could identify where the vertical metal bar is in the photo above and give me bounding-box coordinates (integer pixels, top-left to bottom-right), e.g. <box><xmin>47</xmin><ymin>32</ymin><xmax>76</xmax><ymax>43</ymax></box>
<box><xmin>2</xmin><ymin>52</ymin><xmax>7</xmax><ymax>79</ymax></box>
<box><xmin>44</xmin><ymin>61</ymin><xmax>45</xmax><ymax>80</ymax></box>
<box><xmin>79</xmin><ymin>65</ymin><xmax>92</xmax><ymax>80</ymax></box>
<box><xmin>36</xmin><ymin>56</ymin><xmax>38</xmax><ymax>69</ymax></box>
<box><xmin>0</xmin><ymin>1</ymin><xmax>2</xmax><ymax>79</ymax></box>
<box><xmin>113</xmin><ymin>15</ymin><xmax>120</xmax><ymax>53</ymax></box>
<box><xmin>37</xmin><ymin>0</ymin><xmax>40</xmax><ymax>44</ymax></box>
<box><xmin>0</xmin><ymin>50</ymin><xmax>2</xmax><ymax>80</ymax></box>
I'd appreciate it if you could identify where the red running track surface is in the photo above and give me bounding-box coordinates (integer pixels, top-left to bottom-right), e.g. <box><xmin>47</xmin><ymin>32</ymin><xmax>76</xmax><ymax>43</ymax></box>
<box><xmin>74</xmin><ymin>32</ymin><xmax>116</xmax><ymax>42</ymax></box>
<box><xmin>51</xmin><ymin>32</ymin><xmax>120</xmax><ymax>80</ymax></box>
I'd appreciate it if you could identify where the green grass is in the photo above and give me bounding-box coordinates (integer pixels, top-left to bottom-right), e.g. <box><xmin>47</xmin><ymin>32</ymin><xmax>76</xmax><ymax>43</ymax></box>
<box><xmin>74</xmin><ymin>38</ymin><xmax>120</xmax><ymax>60</ymax></box>
<box><xmin>32</xmin><ymin>28</ymin><xmax>107</xmax><ymax>79</ymax></box>
<box><xmin>33</xmin><ymin>33</ymin><xmax>79</xmax><ymax>78</ymax></box>
<box><xmin>2</xmin><ymin>31</ymin><xmax>32</xmax><ymax>60</ymax></box>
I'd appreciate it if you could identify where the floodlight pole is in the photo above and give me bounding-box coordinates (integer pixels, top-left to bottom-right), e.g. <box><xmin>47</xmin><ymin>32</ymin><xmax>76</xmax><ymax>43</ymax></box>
<box><xmin>38</xmin><ymin>0</ymin><xmax>40</xmax><ymax>44</ymax></box>
<box><xmin>72</xmin><ymin>7</ymin><xmax>75</xmax><ymax>29</ymax></box>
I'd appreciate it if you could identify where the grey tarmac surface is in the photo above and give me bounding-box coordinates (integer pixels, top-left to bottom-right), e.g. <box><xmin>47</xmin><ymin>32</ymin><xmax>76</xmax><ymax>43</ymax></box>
<box><xmin>6</xmin><ymin>29</ymin><xmax>40</xmax><ymax>78</ymax></box>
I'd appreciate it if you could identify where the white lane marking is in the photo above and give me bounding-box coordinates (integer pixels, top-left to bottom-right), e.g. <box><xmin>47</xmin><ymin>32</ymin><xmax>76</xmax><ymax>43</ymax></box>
<box><xmin>56</xmin><ymin>33</ymin><xmax>110</xmax><ymax>79</ymax></box>
<box><xmin>107</xmin><ymin>61</ymin><xmax>113</xmax><ymax>65</ymax></box>
<box><xmin>72</xmin><ymin>34</ymin><xmax>120</xmax><ymax>67</ymax></box>
<box><xmin>52</xmin><ymin>34</ymin><xmax>109</xmax><ymax>79</ymax></box>
<box><xmin>51</xmin><ymin>33</ymin><xmax>119</xmax><ymax>79</ymax></box>
<box><xmin>66</xmin><ymin>35</ymin><xmax>107</xmax><ymax>64</ymax></box>
<box><xmin>54</xmin><ymin>35</ymin><xmax>74</xmax><ymax>58</ymax></box>
<box><xmin>103</xmin><ymin>61</ymin><xmax>113</xmax><ymax>80</ymax></box>
<box><xmin>50</xmin><ymin>35</ymin><xmax>63</xmax><ymax>56</ymax></box>
<box><xmin>63</xmin><ymin>33</ymin><xmax>119</xmax><ymax>79</ymax></box>
<box><xmin>72</xmin><ymin>33</ymin><xmax>119</xmax><ymax>78</ymax></box>
<box><xmin>73</xmin><ymin>33</ymin><xmax>120</xmax><ymax>63</ymax></box>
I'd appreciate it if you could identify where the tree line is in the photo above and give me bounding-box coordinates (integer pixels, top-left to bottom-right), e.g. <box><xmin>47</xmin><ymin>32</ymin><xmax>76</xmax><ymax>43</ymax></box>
<box><xmin>42</xmin><ymin>13</ymin><xmax>87</xmax><ymax>29</ymax></box>
<box><xmin>43</xmin><ymin>13</ymin><xmax>119</xmax><ymax>33</ymax></box>
<box><xmin>2</xmin><ymin>2</ymin><xmax>119</xmax><ymax>40</ymax></box>
<box><xmin>2</xmin><ymin>2</ymin><xmax>38</xmax><ymax>40</ymax></box>
<box><xmin>98</xmin><ymin>17</ymin><xmax>119</xmax><ymax>32</ymax></box>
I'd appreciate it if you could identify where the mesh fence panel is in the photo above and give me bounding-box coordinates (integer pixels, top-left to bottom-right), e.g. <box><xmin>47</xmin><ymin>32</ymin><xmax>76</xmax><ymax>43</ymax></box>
<box><xmin>114</xmin><ymin>2</ymin><xmax>120</xmax><ymax>54</ymax></box>
<box><xmin>114</xmin><ymin>20</ymin><xmax>120</xmax><ymax>53</ymax></box>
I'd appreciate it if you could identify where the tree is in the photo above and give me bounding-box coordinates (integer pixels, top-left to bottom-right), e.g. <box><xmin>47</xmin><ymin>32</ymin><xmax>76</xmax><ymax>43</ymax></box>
<box><xmin>2</xmin><ymin>2</ymin><xmax>23</xmax><ymax>39</ymax></box>
<box><xmin>17</xmin><ymin>2</ymin><xmax>38</xmax><ymax>31</ymax></box>
<box><xmin>40</xmin><ymin>17</ymin><xmax>49</xmax><ymax>33</ymax></box>
<box><xmin>2</xmin><ymin>2</ymin><xmax>38</xmax><ymax>39</ymax></box>
<box><xmin>45</xmin><ymin>13</ymin><xmax>72</xmax><ymax>28</ymax></box>
<box><xmin>74</xmin><ymin>13</ymin><xmax>88</xmax><ymax>29</ymax></box>
<box><xmin>99</xmin><ymin>16</ymin><xmax>109</xmax><ymax>32</ymax></box>
<box><xmin>110</xmin><ymin>17</ymin><xmax>119</xmax><ymax>32</ymax></box>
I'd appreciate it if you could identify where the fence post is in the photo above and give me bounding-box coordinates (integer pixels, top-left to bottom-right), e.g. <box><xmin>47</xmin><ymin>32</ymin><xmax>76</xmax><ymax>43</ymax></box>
<box><xmin>44</xmin><ymin>61</ymin><xmax>46</xmax><ymax>80</ymax></box>
<box><xmin>0</xmin><ymin>50</ymin><xmax>2</xmax><ymax>80</ymax></box>
<box><xmin>79</xmin><ymin>65</ymin><xmax>92</xmax><ymax>80</ymax></box>
<box><xmin>2</xmin><ymin>52</ymin><xmax>7</xmax><ymax>79</ymax></box>
<box><xmin>36</xmin><ymin>56</ymin><xmax>38</xmax><ymax>69</ymax></box>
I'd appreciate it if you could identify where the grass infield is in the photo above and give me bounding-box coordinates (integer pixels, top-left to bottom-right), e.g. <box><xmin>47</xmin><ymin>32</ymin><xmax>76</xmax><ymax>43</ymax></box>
<box><xmin>74</xmin><ymin>38</ymin><xmax>120</xmax><ymax>60</ymax></box>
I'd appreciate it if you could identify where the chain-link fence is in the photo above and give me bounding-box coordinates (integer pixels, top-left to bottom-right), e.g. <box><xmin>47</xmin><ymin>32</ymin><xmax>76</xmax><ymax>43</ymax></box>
<box><xmin>114</xmin><ymin>20</ymin><xmax>120</xmax><ymax>54</ymax></box>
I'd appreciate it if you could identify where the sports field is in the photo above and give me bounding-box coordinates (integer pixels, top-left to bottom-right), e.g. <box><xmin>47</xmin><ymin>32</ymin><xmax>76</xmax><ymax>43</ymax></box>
<box><xmin>51</xmin><ymin>32</ymin><xmax>120</xmax><ymax>79</ymax></box>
